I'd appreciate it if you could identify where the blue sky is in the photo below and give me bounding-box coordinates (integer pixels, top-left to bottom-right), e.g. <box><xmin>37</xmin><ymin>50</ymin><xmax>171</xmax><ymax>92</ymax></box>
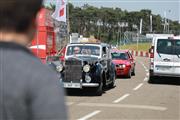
<box><xmin>44</xmin><ymin>0</ymin><xmax>180</xmax><ymax>22</ymax></box>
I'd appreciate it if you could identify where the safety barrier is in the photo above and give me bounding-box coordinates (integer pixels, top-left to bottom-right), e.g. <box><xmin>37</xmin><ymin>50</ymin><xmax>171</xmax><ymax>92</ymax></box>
<box><xmin>129</xmin><ymin>50</ymin><xmax>150</xmax><ymax>57</ymax></box>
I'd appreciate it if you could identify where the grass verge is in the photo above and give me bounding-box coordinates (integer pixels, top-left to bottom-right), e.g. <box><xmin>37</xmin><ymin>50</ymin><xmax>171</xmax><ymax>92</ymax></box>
<box><xmin>118</xmin><ymin>43</ymin><xmax>151</xmax><ymax>52</ymax></box>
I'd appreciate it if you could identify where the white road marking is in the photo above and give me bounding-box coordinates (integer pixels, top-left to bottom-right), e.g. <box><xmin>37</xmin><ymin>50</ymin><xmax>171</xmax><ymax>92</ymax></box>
<box><xmin>77</xmin><ymin>103</ymin><xmax>167</xmax><ymax>111</ymax></box>
<box><xmin>66</xmin><ymin>102</ymin><xmax>74</xmax><ymax>106</ymax></box>
<box><xmin>144</xmin><ymin>77</ymin><xmax>148</xmax><ymax>81</ymax></box>
<box><xmin>133</xmin><ymin>83</ymin><xmax>144</xmax><ymax>91</ymax></box>
<box><xmin>78</xmin><ymin>110</ymin><xmax>101</xmax><ymax>120</ymax></box>
<box><xmin>139</xmin><ymin>61</ymin><xmax>149</xmax><ymax>77</ymax></box>
<box><xmin>141</xmin><ymin>63</ymin><xmax>147</xmax><ymax>69</ymax></box>
<box><xmin>113</xmin><ymin>94</ymin><xmax>130</xmax><ymax>103</ymax></box>
<box><xmin>146</xmin><ymin>73</ymin><xmax>149</xmax><ymax>76</ymax></box>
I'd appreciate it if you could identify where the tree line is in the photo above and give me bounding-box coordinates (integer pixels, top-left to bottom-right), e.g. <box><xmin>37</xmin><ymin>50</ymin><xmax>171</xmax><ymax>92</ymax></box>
<box><xmin>46</xmin><ymin>3</ymin><xmax>180</xmax><ymax>43</ymax></box>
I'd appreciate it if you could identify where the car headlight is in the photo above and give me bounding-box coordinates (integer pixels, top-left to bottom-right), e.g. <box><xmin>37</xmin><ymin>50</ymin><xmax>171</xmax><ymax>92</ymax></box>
<box><xmin>56</xmin><ymin>64</ymin><xmax>63</xmax><ymax>72</ymax></box>
<box><xmin>85</xmin><ymin>75</ymin><xmax>91</xmax><ymax>83</ymax></box>
<box><xmin>122</xmin><ymin>64</ymin><xmax>126</xmax><ymax>68</ymax></box>
<box><xmin>83</xmin><ymin>64</ymin><xmax>90</xmax><ymax>72</ymax></box>
<box><xmin>120</xmin><ymin>64</ymin><xmax>126</xmax><ymax>68</ymax></box>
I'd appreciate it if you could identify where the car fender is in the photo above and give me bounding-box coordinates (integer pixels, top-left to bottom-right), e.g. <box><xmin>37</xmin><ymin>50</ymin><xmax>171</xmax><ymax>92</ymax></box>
<box><xmin>95</xmin><ymin>62</ymin><xmax>104</xmax><ymax>83</ymax></box>
<box><xmin>109</xmin><ymin>62</ymin><xmax>116</xmax><ymax>80</ymax></box>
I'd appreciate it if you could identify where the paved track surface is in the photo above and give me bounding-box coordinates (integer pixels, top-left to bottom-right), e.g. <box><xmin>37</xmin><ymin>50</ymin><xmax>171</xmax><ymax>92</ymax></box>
<box><xmin>65</xmin><ymin>57</ymin><xmax>180</xmax><ymax>120</ymax></box>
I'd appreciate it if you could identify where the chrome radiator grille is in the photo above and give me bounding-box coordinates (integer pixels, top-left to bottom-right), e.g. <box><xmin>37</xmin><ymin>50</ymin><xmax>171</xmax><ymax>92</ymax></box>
<box><xmin>64</xmin><ymin>60</ymin><xmax>82</xmax><ymax>82</ymax></box>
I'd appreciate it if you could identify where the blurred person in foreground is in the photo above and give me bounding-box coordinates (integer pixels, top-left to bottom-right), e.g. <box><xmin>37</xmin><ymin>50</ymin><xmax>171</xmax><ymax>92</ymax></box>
<box><xmin>0</xmin><ymin>0</ymin><xmax>67</xmax><ymax>120</ymax></box>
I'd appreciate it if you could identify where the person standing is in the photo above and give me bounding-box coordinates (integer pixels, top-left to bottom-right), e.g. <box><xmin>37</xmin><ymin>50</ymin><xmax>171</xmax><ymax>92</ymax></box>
<box><xmin>0</xmin><ymin>0</ymin><xmax>67</xmax><ymax>120</ymax></box>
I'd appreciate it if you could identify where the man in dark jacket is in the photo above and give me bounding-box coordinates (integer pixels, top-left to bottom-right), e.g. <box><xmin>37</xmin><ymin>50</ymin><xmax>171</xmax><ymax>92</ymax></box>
<box><xmin>0</xmin><ymin>0</ymin><xmax>67</xmax><ymax>120</ymax></box>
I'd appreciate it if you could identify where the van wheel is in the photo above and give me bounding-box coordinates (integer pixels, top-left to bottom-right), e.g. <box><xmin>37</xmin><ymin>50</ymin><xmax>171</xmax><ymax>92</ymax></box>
<box><xmin>148</xmin><ymin>75</ymin><xmax>155</xmax><ymax>83</ymax></box>
<box><xmin>132</xmin><ymin>67</ymin><xmax>135</xmax><ymax>76</ymax></box>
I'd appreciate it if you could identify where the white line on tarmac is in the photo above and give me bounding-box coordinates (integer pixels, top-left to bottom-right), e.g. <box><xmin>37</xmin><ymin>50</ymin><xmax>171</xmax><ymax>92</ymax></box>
<box><xmin>144</xmin><ymin>77</ymin><xmax>148</xmax><ymax>82</ymax></box>
<box><xmin>141</xmin><ymin>63</ymin><xmax>146</xmax><ymax>68</ymax></box>
<box><xmin>133</xmin><ymin>83</ymin><xmax>144</xmax><ymax>91</ymax></box>
<box><xmin>113</xmin><ymin>94</ymin><xmax>130</xmax><ymax>103</ymax></box>
<box><xmin>139</xmin><ymin>61</ymin><xmax>147</xmax><ymax>68</ymax></box>
<box><xmin>146</xmin><ymin>73</ymin><xmax>149</xmax><ymax>76</ymax></box>
<box><xmin>77</xmin><ymin>103</ymin><xmax>167</xmax><ymax>111</ymax></box>
<box><xmin>66</xmin><ymin>102</ymin><xmax>74</xmax><ymax>106</ymax></box>
<box><xmin>78</xmin><ymin>110</ymin><xmax>101</xmax><ymax>120</ymax></box>
<box><xmin>139</xmin><ymin>61</ymin><xmax>148</xmax><ymax>74</ymax></box>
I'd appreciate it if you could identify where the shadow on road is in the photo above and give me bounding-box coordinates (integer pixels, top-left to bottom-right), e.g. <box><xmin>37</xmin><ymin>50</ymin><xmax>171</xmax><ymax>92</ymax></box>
<box><xmin>148</xmin><ymin>77</ymin><xmax>180</xmax><ymax>86</ymax></box>
<box><xmin>116</xmin><ymin>74</ymin><xmax>135</xmax><ymax>79</ymax></box>
<box><xmin>65</xmin><ymin>88</ymin><xmax>104</xmax><ymax>96</ymax></box>
<box><xmin>65</xmin><ymin>86</ymin><xmax>116</xmax><ymax>96</ymax></box>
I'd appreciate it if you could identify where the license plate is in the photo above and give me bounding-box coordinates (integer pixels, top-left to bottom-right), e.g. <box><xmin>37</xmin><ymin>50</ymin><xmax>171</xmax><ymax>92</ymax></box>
<box><xmin>157</xmin><ymin>66</ymin><xmax>170</xmax><ymax>71</ymax></box>
<box><xmin>63</xmin><ymin>82</ymin><xmax>81</xmax><ymax>88</ymax></box>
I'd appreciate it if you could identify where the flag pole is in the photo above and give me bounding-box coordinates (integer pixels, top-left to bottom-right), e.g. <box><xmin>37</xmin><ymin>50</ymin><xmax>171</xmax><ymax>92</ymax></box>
<box><xmin>66</xmin><ymin>0</ymin><xmax>70</xmax><ymax>44</ymax></box>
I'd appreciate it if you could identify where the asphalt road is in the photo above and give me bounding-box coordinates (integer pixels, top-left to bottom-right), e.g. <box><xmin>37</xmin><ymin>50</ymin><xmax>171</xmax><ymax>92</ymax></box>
<box><xmin>65</xmin><ymin>57</ymin><xmax>180</xmax><ymax>120</ymax></box>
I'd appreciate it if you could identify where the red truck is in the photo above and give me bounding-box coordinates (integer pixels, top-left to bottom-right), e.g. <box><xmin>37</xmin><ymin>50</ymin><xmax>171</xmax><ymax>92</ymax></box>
<box><xmin>30</xmin><ymin>8</ymin><xmax>56</xmax><ymax>63</ymax></box>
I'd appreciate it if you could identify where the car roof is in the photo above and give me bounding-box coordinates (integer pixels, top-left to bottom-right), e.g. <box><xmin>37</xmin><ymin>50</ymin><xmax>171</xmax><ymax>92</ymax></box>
<box><xmin>173</xmin><ymin>36</ymin><xmax>180</xmax><ymax>39</ymax></box>
<box><xmin>67</xmin><ymin>42</ymin><xmax>109</xmax><ymax>47</ymax></box>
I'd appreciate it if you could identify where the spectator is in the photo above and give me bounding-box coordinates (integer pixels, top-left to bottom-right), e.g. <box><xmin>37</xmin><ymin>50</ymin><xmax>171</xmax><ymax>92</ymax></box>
<box><xmin>0</xmin><ymin>0</ymin><xmax>67</xmax><ymax>120</ymax></box>
<box><xmin>87</xmin><ymin>49</ymin><xmax>92</xmax><ymax>55</ymax></box>
<box><xmin>73</xmin><ymin>46</ymin><xmax>81</xmax><ymax>54</ymax></box>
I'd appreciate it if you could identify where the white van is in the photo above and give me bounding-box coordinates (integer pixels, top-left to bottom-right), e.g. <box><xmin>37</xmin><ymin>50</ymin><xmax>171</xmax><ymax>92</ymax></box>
<box><xmin>149</xmin><ymin>36</ymin><xmax>180</xmax><ymax>82</ymax></box>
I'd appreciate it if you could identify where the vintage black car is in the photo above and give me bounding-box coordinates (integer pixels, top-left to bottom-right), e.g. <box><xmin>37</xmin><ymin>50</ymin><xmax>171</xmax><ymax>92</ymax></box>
<box><xmin>53</xmin><ymin>43</ymin><xmax>116</xmax><ymax>95</ymax></box>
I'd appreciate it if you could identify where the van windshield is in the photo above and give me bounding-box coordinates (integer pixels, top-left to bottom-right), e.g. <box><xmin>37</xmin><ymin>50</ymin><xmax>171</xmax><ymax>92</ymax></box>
<box><xmin>157</xmin><ymin>39</ymin><xmax>180</xmax><ymax>55</ymax></box>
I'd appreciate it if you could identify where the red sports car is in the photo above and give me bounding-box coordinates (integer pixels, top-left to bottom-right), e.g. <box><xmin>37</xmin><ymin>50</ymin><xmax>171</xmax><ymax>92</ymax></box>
<box><xmin>111</xmin><ymin>49</ymin><xmax>135</xmax><ymax>78</ymax></box>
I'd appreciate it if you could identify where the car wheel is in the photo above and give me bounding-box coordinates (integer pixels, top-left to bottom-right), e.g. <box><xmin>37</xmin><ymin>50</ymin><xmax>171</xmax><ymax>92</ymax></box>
<box><xmin>127</xmin><ymin>69</ymin><xmax>131</xmax><ymax>78</ymax></box>
<box><xmin>132</xmin><ymin>67</ymin><xmax>135</xmax><ymax>76</ymax></box>
<box><xmin>109</xmin><ymin>72</ymin><xmax>116</xmax><ymax>88</ymax></box>
<box><xmin>96</xmin><ymin>82</ymin><xmax>103</xmax><ymax>96</ymax></box>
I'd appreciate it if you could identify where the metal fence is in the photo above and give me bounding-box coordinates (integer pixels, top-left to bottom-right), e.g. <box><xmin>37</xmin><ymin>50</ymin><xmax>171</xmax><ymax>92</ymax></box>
<box><xmin>116</xmin><ymin>31</ymin><xmax>151</xmax><ymax>46</ymax></box>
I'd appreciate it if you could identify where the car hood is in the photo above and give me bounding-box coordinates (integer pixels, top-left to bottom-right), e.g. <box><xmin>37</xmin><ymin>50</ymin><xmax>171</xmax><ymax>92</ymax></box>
<box><xmin>112</xmin><ymin>59</ymin><xmax>130</xmax><ymax>65</ymax></box>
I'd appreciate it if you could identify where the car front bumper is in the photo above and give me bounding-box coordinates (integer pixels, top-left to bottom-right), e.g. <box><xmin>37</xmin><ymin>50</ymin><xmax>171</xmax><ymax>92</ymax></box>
<box><xmin>116</xmin><ymin>67</ymin><xmax>130</xmax><ymax>76</ymax></box>
<box><xmin>61</xmin><ymin>79</ymin><xmax>99</xmax><ymax>89</ymax></box>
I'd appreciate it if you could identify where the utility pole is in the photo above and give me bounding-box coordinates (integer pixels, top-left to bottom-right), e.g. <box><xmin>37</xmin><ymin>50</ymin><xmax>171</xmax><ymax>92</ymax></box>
<box><xmin>137</xmin><ymin>19</ymin><xmax>142</xmax><ymax>51</ymax></box>
<box><xmin>167</xmin><ymin>10</ymin><xmax>171</xmax><ymax>33</ymax></box>
<box><xmin>164</xmin><ymin>11</ymin><xmax>167</xmax><ymax>33</ymax></box>
<box><xmin>150</xmin><ymin>15</ymin><xmax>152</xmax><ymax>33</ymax></box>
<box><xmin>139</xmin><ymin>18</ymin><xmax>143</xmax><ymax>34</ymax></box>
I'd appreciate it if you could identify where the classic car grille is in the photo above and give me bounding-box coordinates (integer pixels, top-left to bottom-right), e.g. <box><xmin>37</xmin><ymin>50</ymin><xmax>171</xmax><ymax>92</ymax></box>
<box><xmin>64</xmin><ymin>59</ymin><xmax>82</xmax><ymax>82</ymax></box>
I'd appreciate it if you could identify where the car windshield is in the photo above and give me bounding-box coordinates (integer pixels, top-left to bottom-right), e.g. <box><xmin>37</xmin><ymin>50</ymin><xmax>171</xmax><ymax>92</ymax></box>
<box><xmin>66</xmin><ymin>45</ymin><xmax>100</xmax><ymax>56</ymax></box>
<box><xmin>157</xmin><ymin>39</ymin><xmax>180</xmax><ymax>55</ymax></box>
<box><xmin>111</xmin><ymin>52</ymin><xmax>128</xmax><ymax>60</ymax></box>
